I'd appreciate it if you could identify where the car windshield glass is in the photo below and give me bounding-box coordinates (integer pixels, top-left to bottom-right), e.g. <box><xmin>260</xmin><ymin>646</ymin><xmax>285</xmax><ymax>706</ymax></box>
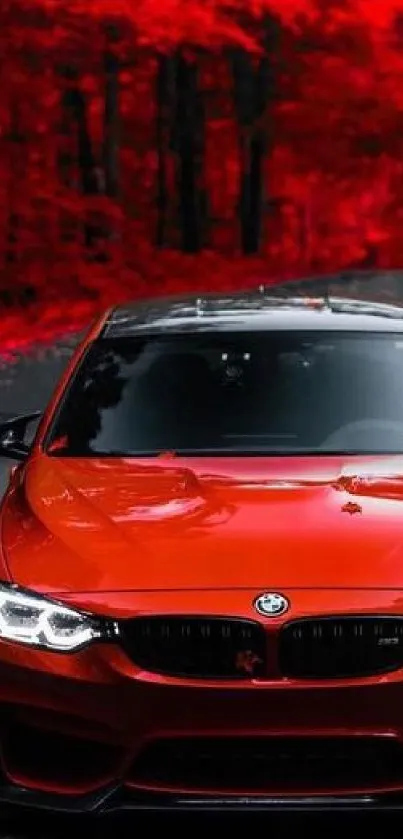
<box><xmin>45</xmin><ymin>331</ymin><xmax>403</xmax><ymax>456</ymax></box>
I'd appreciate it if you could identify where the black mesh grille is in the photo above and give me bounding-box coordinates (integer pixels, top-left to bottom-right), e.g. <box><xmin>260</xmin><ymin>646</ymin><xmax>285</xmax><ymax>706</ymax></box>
<box><xmin>119</xmin><ymin>616</ymin><xmax>266</xmax><ymax>679</ymax></box>
<box><xmin>130</xmin><ymin>736</ymin><xmax>403</xmax><ymax>792</ymax></box>
<box><xmin>280</xmin><ymin>616</ymin><xmax>403</xmax><ymax>679</ymax></box>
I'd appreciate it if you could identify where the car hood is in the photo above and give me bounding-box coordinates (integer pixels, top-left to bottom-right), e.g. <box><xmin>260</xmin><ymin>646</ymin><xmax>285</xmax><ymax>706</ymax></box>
<box><xmin>4</xmin><ymin>453</ymin><xmax>403</xmax><ymax>594</ymax></box>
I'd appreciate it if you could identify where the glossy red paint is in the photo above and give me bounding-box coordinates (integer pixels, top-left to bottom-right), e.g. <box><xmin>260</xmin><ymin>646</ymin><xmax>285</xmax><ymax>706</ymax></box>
<box><xmin>3</xmin><ymin>305</ymin><xmax>403</xmax><ymax>809</ymax></box>
<box><xmin>5</xmin><ymin>452</ymin><xmax>403</xmax><ymax>594</ymax></box>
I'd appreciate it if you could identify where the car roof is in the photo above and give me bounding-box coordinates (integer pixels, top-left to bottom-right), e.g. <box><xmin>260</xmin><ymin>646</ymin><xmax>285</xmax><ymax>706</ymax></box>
<box><xmin>102</xmin><ymin>270</ymin><xmax>403</xmax><ymax>337</ymax></box>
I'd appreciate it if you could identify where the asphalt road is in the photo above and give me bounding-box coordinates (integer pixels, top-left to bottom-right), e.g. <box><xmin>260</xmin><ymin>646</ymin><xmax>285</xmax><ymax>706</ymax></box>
<box><xmin>0</xmin><ymin>338</ymin><xmax>77</xmax><ymax>494</ymax></box>
<box><xmin>0</xmin><ymin>338</ymin><xmax>400</xmax><ymax>834</ymax></box>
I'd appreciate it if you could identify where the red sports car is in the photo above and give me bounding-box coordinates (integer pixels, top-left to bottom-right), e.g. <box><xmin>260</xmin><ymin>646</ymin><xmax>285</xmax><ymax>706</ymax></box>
<box><xmin>2</xmin><ymin>274</ymin><xmax>403</xmax><ymax>814</ymax></box>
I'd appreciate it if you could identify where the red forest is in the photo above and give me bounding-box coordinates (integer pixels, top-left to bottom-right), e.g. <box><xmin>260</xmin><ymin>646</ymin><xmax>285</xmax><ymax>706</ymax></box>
<box><xmin>2</xmin><ymin>0</ymin><xmax>403</xmax><ymax>352</ymax></box>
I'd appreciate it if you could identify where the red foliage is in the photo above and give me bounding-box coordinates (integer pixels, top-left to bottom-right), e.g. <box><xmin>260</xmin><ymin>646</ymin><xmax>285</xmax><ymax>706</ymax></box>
<box><xmin>2</xmin><ymin>1</ymin><xmax>403</xmax><ymax>350</ymax></box>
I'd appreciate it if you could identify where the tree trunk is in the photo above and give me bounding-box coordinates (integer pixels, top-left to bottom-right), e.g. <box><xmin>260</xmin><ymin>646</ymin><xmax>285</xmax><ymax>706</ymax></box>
<box><xmin>70</xmin><ymin>88</ymin><xmax>99</xmax><ymax>198</ymax></box>
<box><xmin>155</xmin><ymin>55</ymin><xmax>171</xmax><ymax>247</ymax></box>
<box><xmin>72</xmin><ymin>86</ymin><xmax>103</xmax><ymax>251</ymax></box>
<box><xmin>5</xmin><ymin>104</ymin><xmax>23</xmax><ymax>269</ymax></box>
<box><xmin>231</xmin><ymin>18</ymin><xmax>278</xmax><ymax>255</ymax></box>
<box><xmin>171</xmin><ymin>52</ymin><xmax>206</xmax><ymax>253</ymax></box>
<box><xmin>103</xmin><ymin>29</ymin><xmax>120</xmax><ymax>200</ymax></box>
<box><xmin>3</xmin><ymin>103</ymin><xmax>36</xmax><ymax>305</ymax></box>
<box><xmin>239</xmin><ymin>131</ymin><xmax>265</xmax><ymax>254</ymax></box>
<box><xmin>58</xmin><ymin>83</ymin><xmax>77</xmax><ymax>245</ymax></box>
<box><xmin>59</xmin><ymin>67</ymin><xmax>101</xmax><ymax>251</ymax></box>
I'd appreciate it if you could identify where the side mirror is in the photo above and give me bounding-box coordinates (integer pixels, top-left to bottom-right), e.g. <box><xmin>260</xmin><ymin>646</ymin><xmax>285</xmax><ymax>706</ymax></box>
<box><xmin>0</xmin><ymin>412</ymin><xmax>42</xmax><ymax>461</ymax></box>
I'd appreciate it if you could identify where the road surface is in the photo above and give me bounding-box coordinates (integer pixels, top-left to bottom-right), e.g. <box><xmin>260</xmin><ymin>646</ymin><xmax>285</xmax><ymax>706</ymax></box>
<box><xmin>0</xmin><ymin>338</ymin><xmax>78</xmax><ymax>494</ymax></box>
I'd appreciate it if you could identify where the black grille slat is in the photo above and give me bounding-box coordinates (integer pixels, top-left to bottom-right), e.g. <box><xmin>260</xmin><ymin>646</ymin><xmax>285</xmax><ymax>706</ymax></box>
<box><xmin>280</xmin><ymin>617</ymin><xmax>403</xmax><ymax>679</ymax></box>
<box><xmin>120</xmin><ymin>616</ymin><xmax>266</xmax><ymax>679</ymax></box>
<box><xmin>132</xmin><ymin>736</ymin><xmax>403</xmax><ymax>791</ymax></box>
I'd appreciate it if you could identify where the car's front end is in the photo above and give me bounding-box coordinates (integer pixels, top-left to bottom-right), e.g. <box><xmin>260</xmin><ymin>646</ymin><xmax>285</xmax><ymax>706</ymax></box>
<box><xmin>1</xmin><ymin>579</ymin><xmax>403</xmax><ymax>813</ymax></box>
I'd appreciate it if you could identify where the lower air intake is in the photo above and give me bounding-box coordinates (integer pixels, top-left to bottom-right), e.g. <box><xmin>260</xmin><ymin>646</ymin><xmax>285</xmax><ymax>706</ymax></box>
<box><xmin>130</xmin><ymin>736</ymin><xmax>403</xmax><ymax>793</ymax></box>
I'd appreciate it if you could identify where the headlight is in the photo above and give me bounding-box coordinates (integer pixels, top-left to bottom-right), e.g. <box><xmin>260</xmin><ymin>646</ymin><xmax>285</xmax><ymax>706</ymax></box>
<box><xmin>0</xmin><ymin>584</ymin><xmax>110</xmax><ymax>651</ymax></box>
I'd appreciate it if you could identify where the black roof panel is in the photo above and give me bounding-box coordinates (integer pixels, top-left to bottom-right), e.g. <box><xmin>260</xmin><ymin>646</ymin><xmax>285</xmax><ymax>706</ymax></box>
<box><xmin>103</xmin><ymin>271</ymin><xmax>403</xmax><ymax>337</ymax></box>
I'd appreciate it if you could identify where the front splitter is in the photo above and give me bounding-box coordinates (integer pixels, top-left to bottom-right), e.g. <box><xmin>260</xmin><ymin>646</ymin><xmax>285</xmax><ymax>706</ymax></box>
<box><xmin>1</xmin><ymin>783</ymin><xmax>403</xmax><ymax>814</ymax></box>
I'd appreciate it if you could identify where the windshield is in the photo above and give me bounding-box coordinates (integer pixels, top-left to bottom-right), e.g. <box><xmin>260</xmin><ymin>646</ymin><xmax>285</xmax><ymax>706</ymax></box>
<box><xmin>45</xmin><ymin>331</ymin><xmax>403</xmax><ymax>457</ymax></box>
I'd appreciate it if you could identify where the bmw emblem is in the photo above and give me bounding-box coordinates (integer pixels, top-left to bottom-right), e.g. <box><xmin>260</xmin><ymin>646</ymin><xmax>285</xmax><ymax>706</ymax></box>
<box><xmin>254</xmin><ymin>592</ymin><xmax>289</xmax><ymax>617</ymax></box>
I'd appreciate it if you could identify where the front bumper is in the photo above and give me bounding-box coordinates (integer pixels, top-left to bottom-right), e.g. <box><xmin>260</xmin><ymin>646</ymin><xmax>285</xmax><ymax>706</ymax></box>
<box><xmin>2</xmin><ymin>588</ymin><xmax>403</xmax><ymax>812</ymax></box>
<box><xmin>2</xmin><ymin>656</ymin><xmax>403</xmax><ymax>815</ymax></box>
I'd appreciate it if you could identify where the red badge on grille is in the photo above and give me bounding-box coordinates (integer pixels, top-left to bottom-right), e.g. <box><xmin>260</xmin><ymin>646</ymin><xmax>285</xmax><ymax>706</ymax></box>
<box><xmin>235</xmin><ymin>650</ymin><xmax>262</xmax><ymax>676</ymax></box>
